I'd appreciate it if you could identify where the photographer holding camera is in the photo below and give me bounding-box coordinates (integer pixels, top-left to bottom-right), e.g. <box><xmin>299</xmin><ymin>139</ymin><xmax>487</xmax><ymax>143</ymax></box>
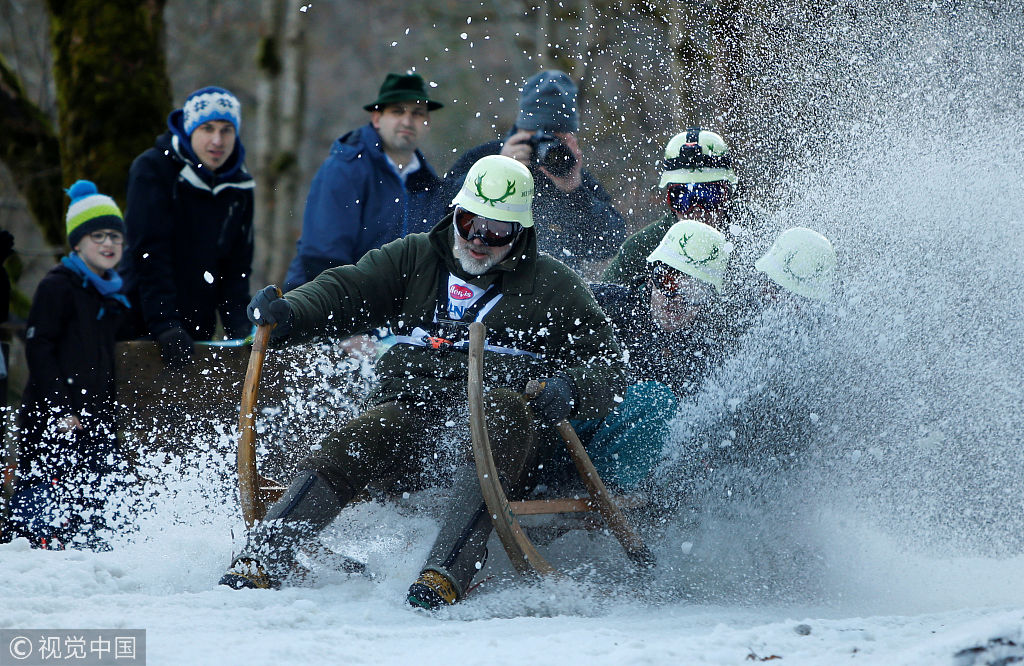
<box><xmin>435</xmin><ymin>70</ymin><xmax>626</xmax><ymax>277</ymax></box>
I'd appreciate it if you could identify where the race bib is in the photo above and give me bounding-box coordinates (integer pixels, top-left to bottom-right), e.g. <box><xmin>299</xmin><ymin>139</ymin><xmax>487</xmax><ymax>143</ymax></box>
<box><xmin>445</xmin><ymin>275</ymin><xmax>496</xmax><ymax>320</ymax></box>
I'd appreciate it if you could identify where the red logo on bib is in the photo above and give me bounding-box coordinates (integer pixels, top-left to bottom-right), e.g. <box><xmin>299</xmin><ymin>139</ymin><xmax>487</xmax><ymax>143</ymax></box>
<box><xmin>449</xmin><ymin>284</ymin><xmax>474</xmax><ymax>300</ymax></box>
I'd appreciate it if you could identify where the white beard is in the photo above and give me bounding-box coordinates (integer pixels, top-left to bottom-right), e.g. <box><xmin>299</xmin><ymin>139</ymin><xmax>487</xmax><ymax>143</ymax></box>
<box><xmin>452</xmin><ymin>238</ymin><xmax>505</xmax><ymax>275</ymax></box>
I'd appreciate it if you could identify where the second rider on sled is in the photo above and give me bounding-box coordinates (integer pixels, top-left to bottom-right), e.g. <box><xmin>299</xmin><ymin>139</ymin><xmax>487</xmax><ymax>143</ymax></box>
<box><xmin>220</xmin><ymin>155</ymin><xmax>627</xmax><ymax>609</ymax></box>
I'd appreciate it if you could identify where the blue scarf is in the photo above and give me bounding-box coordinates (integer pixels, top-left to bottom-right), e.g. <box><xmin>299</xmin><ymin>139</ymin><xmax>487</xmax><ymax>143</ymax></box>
<box><xmin>62</xmin><ymin>254</ymin><xmax>132</xmax><ymax>316</ymax></box>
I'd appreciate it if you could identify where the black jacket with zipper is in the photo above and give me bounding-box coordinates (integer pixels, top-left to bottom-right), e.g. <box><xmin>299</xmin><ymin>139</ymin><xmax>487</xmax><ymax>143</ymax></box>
<box><xmin>121</xmin><ymin>122</ymin><xmax>254</xmax><ymax>340</ymax></box>
<box><xmin>17</xmin><ymin>264</ymin><xmax>130</xmax><ymax>478</ymax></box>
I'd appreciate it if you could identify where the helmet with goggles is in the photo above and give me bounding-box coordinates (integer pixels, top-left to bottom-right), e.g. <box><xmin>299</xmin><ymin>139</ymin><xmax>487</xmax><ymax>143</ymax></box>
<box><xmin>659</xmin><ymin>128</ymin><xmax>738</xmax><ymax>188</ymax></box>
<box><xmin>452</xmin><ymin>155</ymin><xmax>535</xmax><ymax>228</ymax></box>
<box><xmin>647</xmin><ymin>219</ymin><xmax>732</xmax><ymax>294</ymax></box>
<box><xmin>755</xmin><ymin>227</ymin><xmax>837</xmax><ymax>302</ymax></box>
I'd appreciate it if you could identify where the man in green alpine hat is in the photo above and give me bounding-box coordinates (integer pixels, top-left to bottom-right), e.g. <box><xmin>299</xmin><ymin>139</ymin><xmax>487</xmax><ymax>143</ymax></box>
<box><xmin>284</xmin><ymin>71</ymin><xmax>446</xmax><ymax>290</ymax></box>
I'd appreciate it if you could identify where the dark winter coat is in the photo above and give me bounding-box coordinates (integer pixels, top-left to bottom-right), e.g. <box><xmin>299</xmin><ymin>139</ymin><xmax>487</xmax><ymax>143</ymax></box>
<box><xmin>121</xmin><ymin>115</ymin><xmax>254</xmax><ymax>340</ymax></box>
<box><xmin>282</xmin><ymin>215</ymin><xmax>628</xmax><ymax>419</ymax></box>
<box><xmin>283</xmin><ymin>123</ymin><xmax>442</xmax><ymax>290</ymax></box>
<box><xmin>17</xmin><ymin>264</ymin><xmax>129</xmax><ymax>478</ymax></box>
<box><xmin>601</xmin><ymin>212</ymin><xmax>676</xmax><ymax>289</ymax></box>
<box><xmin>434</xmin><ymin>132</ymin><xmax>627</xmax><ymax>274</ymax></box>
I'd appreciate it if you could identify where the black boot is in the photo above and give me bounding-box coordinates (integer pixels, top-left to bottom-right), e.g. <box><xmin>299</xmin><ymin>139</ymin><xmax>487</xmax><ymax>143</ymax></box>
<box><xmin>407</xmin><ymin>567</ymin><xmax>461</xmax><ymax>609</ymax></box>
<box><xmin>220</xmin><ymin>470</ymin><xmax>353</xmax><ymax>589</ymax></box>
<box><xmin>408</xmin><ymin>466</ymin><xmax>493</xmax><ymax>608</ymax></box>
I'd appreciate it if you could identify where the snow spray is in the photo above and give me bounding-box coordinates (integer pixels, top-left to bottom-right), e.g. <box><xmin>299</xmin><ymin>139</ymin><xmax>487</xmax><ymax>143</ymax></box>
<box><xmin>650</xmin><ymin>3</ymin><xmax>1024</xmax><ymax>613</ymax></box>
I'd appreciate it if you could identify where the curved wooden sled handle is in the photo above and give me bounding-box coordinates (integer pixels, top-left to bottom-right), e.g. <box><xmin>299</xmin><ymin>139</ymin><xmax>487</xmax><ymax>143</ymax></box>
<box><xmin>523</xmin><ymin>387</ymin><xmax>656</xmax><ymax>570</ymax></box>
<box><xmin>553</xmin><ymin>405</ymin><xmax>655</xmax><ymax>568</ymax></box>
<box><xmin>467</xmin><ymin>322</ymin><xmax>557</xmax><ymax>576</ymax></box>
<box><xmin>237</xmin><ymin>323</ymin><xmax>285</xmax><ymax>527</ymax></box>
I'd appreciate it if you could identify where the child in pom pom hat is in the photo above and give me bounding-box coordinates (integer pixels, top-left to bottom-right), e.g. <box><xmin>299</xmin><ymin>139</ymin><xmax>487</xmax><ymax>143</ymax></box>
<box><xmin>7</xmin><ymin>180</ymin><xmax>133</xmax><ymax>550</ymax></box>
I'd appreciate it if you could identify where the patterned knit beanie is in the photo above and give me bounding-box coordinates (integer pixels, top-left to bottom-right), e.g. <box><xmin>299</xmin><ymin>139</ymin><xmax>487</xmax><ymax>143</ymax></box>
<box><xmin>65</xmin><ymin>180</ymin><xmax>125</xmax><ymax>247</ymax></box>
<box><xmin>182</xmin><ymin>86</ymin><xmax>242</xmax><ymax>136</ymax></box>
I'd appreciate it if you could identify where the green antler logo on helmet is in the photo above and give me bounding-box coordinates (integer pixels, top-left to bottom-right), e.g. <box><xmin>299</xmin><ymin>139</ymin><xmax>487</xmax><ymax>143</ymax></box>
<box><xmin>781</xmin><ymin>250</ymin><xmax>826</xmax><ymax>283</ymax></box>
<box><xmin>453</xmin><ymin>155</ymin><xmax>535</xmax><ymax>227</ymax></box>
<box><xmin>704</xmin><ymin>141</ymin><xmax>727</xmax><ymax>156</ymax></box>
<box><xmin>754</xmin><ymin>227</ymin><xmax>837</xmax><ymax>303</ymax></box>
<box><xmin>473</xmin><ymin>172</ymin><xmax>517</xmax><ymax>206</ymax></box>
<box><xmin>677</xmin><ymin>233</ymin><xmax>721</xmax><ymax>266</ymax></box>
<box><xmin>647</xmin><ymin>220</ymin><xmax>730</xmax><ymax>293</ymax></box>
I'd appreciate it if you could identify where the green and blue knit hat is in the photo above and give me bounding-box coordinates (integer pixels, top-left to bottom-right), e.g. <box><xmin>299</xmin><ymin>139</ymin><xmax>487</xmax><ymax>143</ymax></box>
<box><xmin>65</xmin><ymin>180</ymin><xmax>125</xmax><ymax>247</ymax></box>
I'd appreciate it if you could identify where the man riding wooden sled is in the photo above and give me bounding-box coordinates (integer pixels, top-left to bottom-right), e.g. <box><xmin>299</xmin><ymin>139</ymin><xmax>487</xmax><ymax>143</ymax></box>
<box><xmin>220</xmin><ymin>155</ymin><xmax>628</xmax><ymax>608</ymax></box>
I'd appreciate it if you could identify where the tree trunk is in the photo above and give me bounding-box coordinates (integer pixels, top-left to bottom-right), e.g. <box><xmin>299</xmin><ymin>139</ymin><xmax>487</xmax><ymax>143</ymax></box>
<box><xmin>708</xmin><ymin>0</ymin><xmax>745</xmax><ymax>138</ymax></box>
<box><xmin>253</xmin><ymin>0</ymin><xmax>307</xmax><ymax>287</ymax></box>
<box><xmin>0</xmin><ymin>55</ymin><xmax>63</xmax><ymax>248</ymax></box>
<box><xmin>271</xmin><ymin>5</ymin><xmax>307</xmax><ymax>285</ymax></box>
<box><xmin>666</xmin><ymin>1</ymin><xmax>707</xmax><ymax>128</ymax></box>
<box><xmin>46</xmin><ymin>0</ymin><xmax>171</xmax><ymax>204</ymax></box>
<box><xmin>534</xmin><ymin>0</ymin><xmax>553</xmax><ymax>71</ymax></box>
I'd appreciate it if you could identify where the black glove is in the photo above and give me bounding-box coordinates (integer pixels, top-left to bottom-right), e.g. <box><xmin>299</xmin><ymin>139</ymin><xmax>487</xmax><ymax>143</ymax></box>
<box><xmin>530</xmin><ymin>375</ymin><xmax>576</xmax><ymax>424</ymax></box>
<box><xmin>157</xmin><ymin>326</ymin><xmax>194</xmax><ymax>369</ymax></box>
<box><xmin>247</xmin><ymin>285</ymin><xmax>293</xmax><ymax>338</ymax></box>
<box><xmin>0</xmin><ymin>230</ymin><xmax>13</xmax><ymax>263</ymax></box>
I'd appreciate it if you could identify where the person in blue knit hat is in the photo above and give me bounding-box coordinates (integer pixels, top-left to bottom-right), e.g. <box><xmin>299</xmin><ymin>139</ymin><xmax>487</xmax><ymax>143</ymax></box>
<box><xmin>433</xmin><ymin>70</ymin><xmax>626</xmax><ymax>277</ymax></box>
<box><xmin>5</xmin><ymin>181</ymin><xmax>133</xmax><ymax>550</ymax></box>
<box><xmin>120</xmin><ymin>86</ymin><xmax>255</xmax><ymax>369</ymax></box>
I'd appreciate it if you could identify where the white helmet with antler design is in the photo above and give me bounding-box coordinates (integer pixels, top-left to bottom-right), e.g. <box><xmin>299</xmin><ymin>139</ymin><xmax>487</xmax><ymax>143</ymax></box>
<box><xmin>451</xmin><ymin>155</ymin><xmax>535</xmax><ymax>227</ymax></box>
<box><xmin>660</xmin><ymin>128</ymin><xmax>738</xmax><ymax>187</ymax></box>
<box><xmin>646</xmin><ymin>219</ymin><xmax>732</xmax><ymax>293</ymax></box>
<box><xmin>755</xmin><ymin>227</ymin><xmax>837</xmax><ymax>302</ymax></box>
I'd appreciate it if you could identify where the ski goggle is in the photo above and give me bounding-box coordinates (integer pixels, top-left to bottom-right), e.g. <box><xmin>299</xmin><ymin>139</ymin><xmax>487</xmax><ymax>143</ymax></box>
<box><xmin>665</xmin><ymin>182</ymin><xmax>732</xmax><ymax>214</ymax></box>
<box><xmin>454</xmin><ymin>206</ymin><xmax>522</xmax><ymax>247</ymax></box>
<box><xmin>651</xmin><ymin>262</ymin><xmax>716</xmax><ymax>304</ymax></box>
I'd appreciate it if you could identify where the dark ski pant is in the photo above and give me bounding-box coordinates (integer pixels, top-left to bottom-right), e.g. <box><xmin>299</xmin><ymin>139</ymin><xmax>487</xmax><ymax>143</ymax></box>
<box><xmin>7</xmin><ymin>419</ymin><xmax>128</xmax><ymax>549</ymax></box>
<box><xmin>250</xmin><ymin>387</ymin><xmax>552</xmax><ymax>596</ymax></box>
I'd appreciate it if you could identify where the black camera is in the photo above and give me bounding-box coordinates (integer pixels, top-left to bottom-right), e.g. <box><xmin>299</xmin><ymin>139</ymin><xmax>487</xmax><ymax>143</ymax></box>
<box><xmin>527</xmin><ymin>131</ymin><xmax>576</xmax><ymax>178</ymax></box>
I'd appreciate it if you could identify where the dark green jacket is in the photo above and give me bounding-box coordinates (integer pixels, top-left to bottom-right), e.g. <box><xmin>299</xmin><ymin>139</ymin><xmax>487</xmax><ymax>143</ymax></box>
<box><xmin>601</xmin><ymin>212</ymin><xmax>675</xmax><ymax>289</ymax></box>
<box><xmin>602</xmin><ymin>199</ymin><xmax>773</xmax><ymax>290</ymax></box>
<box><xmin>282</xmin><ymin>214</ymin><xmax>627</xmax><ymax>419</ymax></box>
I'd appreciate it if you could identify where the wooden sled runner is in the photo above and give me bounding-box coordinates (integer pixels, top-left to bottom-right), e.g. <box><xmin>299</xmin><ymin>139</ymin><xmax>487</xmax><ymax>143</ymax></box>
<box><xmin>235</xmin><ymin>322</ymin><xmax>654</xmax><ymax>573</ymax></box>
<box><xmin>467</xmin><ymin>321</ymin><xmax>655</xmax><ymax>574</ymax></box>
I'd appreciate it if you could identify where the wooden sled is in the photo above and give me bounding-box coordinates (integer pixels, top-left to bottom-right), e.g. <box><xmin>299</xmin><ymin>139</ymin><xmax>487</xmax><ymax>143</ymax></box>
<box><xmin>467</xmin><ymin>321</ymin><xmax>655</xmax><ymax>575</ymax></box>
<box><xmin>235</xmin><ymin>322</ymin><xmax>655</xmax><ymax>575</ymax></box>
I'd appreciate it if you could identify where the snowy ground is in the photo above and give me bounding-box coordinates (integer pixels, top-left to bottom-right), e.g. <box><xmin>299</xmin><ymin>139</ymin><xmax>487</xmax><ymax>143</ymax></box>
<box><xmin>3</xmin><ymin>490</ymin><xmax>1024</xmax><ymax>666</ymax></box>
<box><xmin>5</xmin><ymin>446</ymin><xmax>1024</xmax><ymax>666</ymax></box>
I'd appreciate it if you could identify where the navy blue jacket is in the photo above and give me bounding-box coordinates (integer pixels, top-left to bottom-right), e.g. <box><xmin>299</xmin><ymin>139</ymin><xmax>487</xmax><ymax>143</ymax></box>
<box><xmin>121</xmin><ymin>111</ymin><xmax>255</xmax><ymax>340</ymax></box>
<box><xmin>283</xmin><ymin>123</ymin><xmax>441</xmax><ymax>290</ymax></box>
<box><xmin>435</xmin><ymin>130</ymin><xmax>627</xmax><ymax>274</ymax></box>
<box><xmin>18</xmin><ymin>264</ymin><xmax>130</xmax><ymax>478</ymax></box>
